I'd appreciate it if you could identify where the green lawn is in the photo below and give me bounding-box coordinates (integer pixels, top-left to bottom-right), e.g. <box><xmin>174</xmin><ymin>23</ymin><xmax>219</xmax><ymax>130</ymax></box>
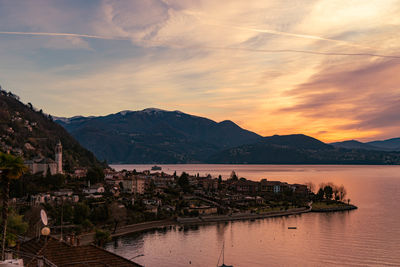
<box><xmin>312</xmin><ymin>201</ymin><xmax>353</xmax><ymax>211</ymax></box>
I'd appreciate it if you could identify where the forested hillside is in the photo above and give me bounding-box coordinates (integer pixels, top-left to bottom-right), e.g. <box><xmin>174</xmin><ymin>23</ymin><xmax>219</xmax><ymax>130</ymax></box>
<box><xmin>0</xmin><ymin>87</ymin><xmax>104</xmax><ymax>171</ymax></box>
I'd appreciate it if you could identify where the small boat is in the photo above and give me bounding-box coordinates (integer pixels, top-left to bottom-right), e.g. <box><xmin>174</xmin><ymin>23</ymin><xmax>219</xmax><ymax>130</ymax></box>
<box><xmin>151</xmin><ymin>165</ymin><xmax>162</xmax><ymax>171</ymax></box>
<box><xmin>288</xmin><ymin>227</ymin><xmax>297</xmax><ymax>229</ymax></box>
<box><xmin>217</xmin><ymin>242</ymin><xmax>233</xmax><ymax>267</ymax></box>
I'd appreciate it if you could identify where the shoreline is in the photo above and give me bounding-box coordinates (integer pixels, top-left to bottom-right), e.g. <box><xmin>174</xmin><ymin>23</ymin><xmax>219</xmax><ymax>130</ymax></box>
<box><xmin>311</xmin><ymin>204</ymin><xmax>358</xmax><ymax>212</ymax></box>
<box><xmin>78</xmin><ymin>207</ymin><xmax>311</xmax><ymax>245</ymax></box>
<box><xmin>77</xmin><ymin>203</ymin><xmax>357</xmax><ymax>245</ymax></box>
<box><xmin>111</xmin><ymin>163</ymin><xmax>400</xmax><ymax>167</ymax></box>
<box><xmin>176</xmin><ymin>206</ymin><xmax>310</xmax><ymax>224</ymax></box>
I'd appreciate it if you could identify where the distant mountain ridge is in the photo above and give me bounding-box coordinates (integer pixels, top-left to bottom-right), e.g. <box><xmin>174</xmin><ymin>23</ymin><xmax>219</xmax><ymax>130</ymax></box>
<box><xmin>330</xmin><ymin>140</ymin><xmax>382</xmax><ymax>150</ymax></box>
<box><xmin>56</xmin><ymin>108</ymin><xmax>262</xmax><ymax>163</ymax></box>
<box><xmin>331</xmin><ymin>138</ymin><xmax>400</xmax><ymax>151</ymax></box>
<box><xmin>208</xmin><ymin>134</ymin><xmax>400</xmax><ymax>164</ymax></box>
<box><xmin>367</xmin><ymin>138</ymin><xmax>400</xmax><ymax>151</ymax></box>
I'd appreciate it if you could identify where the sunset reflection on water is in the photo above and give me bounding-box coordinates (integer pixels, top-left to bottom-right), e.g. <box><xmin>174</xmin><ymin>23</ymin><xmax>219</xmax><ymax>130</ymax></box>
<box><xmin>107</xmin><ymin>165</ymin><xmax>400</xmax><ymax>266</ymax></box>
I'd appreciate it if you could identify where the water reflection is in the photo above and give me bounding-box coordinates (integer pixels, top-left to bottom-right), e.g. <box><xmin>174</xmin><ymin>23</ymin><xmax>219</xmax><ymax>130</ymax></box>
<box><xmin>105</xmin><ymin>165</ymin><xmax>400</xmax><ymax>267</ymax></box>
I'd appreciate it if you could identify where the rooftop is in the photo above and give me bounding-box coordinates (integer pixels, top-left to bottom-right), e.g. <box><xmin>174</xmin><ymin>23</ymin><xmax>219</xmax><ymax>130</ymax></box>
<box><xmin>19</xmin><ymin>236</ymin><xmax>142</xmax><ymax>267</ymax></box>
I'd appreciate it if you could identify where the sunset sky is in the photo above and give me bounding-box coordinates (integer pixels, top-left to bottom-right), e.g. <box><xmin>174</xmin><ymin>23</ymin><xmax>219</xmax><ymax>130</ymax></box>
<box><xmin>1</xmin><ymin>0</ymin><xmax>400</xmax><ymax>142</ymax></box>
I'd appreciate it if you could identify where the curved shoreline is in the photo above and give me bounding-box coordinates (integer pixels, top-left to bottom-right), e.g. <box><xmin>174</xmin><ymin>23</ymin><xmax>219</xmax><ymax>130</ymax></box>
<box><xmin>78</xmin><ymin>207</ymin><xmax>310</xmax><ymax>245</ymax></box>
<box><xmin>176</xmin><ymin>207</ymin><xmax>310</xmax><ymax>224</ymax></box>
<box><xmin>311</xmin><ymin>204</ymin><xmax>358</xmax><ymax>212</ymax></box>
<box><xmin>78</xmin><ymin>204</ymin><xmax>357</xmax><ymax>245</ymax></box>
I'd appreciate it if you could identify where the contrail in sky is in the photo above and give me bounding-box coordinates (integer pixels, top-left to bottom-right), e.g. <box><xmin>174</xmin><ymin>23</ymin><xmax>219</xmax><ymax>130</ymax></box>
<box><xmin>206</xmin><ymin>46</ymin><xmax>400</xmax><ymax>59</ymax></box>
<box><xmin>181</xmin><ymin>10</ymin><xmax>369</xmax><ymax>49</ymax></box>
<box><xmin>1</xmin><ymin>30</ymin><xmax>398</xmax><ymax>59</ymax></box>
<box><xmin>232</xmin><ymin>26</ymin><xmax>369</xmax><ymax>49</ymax></box>
<box><xmin>0</xmin><ymin>31</ymin><xmax>129</xmax><ymax>40</ymax></box>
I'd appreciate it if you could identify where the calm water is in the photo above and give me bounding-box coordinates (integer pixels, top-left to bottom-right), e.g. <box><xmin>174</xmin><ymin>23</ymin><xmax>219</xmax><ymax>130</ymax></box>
<box><xmin>106</xmin><ymin>165</ymin><xmax>400</xmax><ymax>267</ymax></box>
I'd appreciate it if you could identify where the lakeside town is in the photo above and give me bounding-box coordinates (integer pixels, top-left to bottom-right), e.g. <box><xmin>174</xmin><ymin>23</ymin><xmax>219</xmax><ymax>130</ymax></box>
<box><xmin>0</xmin><ymin>81</ymin><xmax>361</xmax><ymax>266</ymax></box>
<box><xmin>0</xmin><ymin>141</ymin><xmax>356</xmax><ymax>266</ymax></box>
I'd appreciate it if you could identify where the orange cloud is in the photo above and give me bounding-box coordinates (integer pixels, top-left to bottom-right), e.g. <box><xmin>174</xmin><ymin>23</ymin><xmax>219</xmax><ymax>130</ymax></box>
<box><xmin>280</xmin><ymin>59</ymin><xmax>400</xmax><ymax>141</ymax></box>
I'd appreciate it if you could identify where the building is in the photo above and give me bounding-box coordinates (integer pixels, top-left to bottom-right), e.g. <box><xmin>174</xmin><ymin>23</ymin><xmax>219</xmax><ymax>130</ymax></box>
<box><xmin>198</xmin><ymin>177</ymin><xmax>219</xmax><ymax>191</ymax></box>
<box><xmin>73</xmin><ymin>168</ymin><xmax>87</xmax><ymax>178</ymax></box>
<box><xmin>25</xmin><ymin>158</ymin><xmax>57</xmax><ymax>176</ymax></box>
<box><xmin>188</xmin><ymin>205</ymin><xmax>218</xmax><ymax>215</ymax></box>
<box><xmin>145</xmin><ymin>205</ymin><xmax>158</xmax><ymax>215</ymax></box>
<box><xmin>260</xmin><ymin>180</ymin><xmax>289</xmax><ymax>193</ymax></box>
<box><xmin>30</xmin><ymin>193</ymin><xmax>51</xmax><ymax>205</ymax></box>
<box><xmin>235</xmin><ymin>179</ymin><xmax>259</xmax><ymax>194</ymax></box>
<box><xmin>55</xmin><ymin>140</ymin><xmax>63</xmax><ymax>174</ymax></box>
<box><xmin>122</xmin><ymin>175</ymin><xmax>146</xmax><ymax>194</ymax></box>
<box><xmin>54</xmin><ymin>189</ymin><xmax>74</xmax><ymax>197</ymax></box>
<box><xmin>25</xmin><ymin>141</ymin><xmax>63</xmax><ymax>176</ymax></box>
<box><xmin>291</xmin><ymin>184</ymin><xmax>309</xmax><ymax>195</ymax></box>
<box><xmin>83</xmin><ymin>184</ymin><xmax>105</xmax><ymax>194</ymax></box>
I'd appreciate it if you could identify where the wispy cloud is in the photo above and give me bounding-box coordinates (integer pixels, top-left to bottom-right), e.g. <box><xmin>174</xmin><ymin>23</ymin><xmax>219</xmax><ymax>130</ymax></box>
<box><xmin>280</xmin><ymin>59</ymin><xmax>400</xmax><ymax>141</ymax></box>
<box><xmin>0</xmin><ymin>31</ymin><xmax>129</xmax><ymax>40</ymax></box>
<box><xmin>203</xmin><ymin>46</ymin><xmax>400</xmax><ymax>59</ymax></box>
<box><xmin>2</xmin><ymin>30</ymin><xmax>399</xmax><ymax>59</ymax></box>
<box><xmin>1</xmin><ymin>0</ymin><xmax>400</xmax><ymax>142</ymax></box>
<box><xmin>232</xmin><ymin>25</ymin><xmax>364</xmax><ymax>47</ymax></box>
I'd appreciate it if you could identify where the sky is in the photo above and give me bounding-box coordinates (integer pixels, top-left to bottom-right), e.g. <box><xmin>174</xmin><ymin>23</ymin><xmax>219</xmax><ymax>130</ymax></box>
<box><xmin>1</xmin><ymin>0</ymin><xmax>400</xmax><ymax>142</ymax></box>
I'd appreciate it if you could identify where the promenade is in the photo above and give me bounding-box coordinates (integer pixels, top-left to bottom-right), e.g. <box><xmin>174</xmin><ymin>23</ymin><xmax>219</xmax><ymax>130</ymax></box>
<box><xmin>77</xmin><ymin>206</ymin><xmax>311</xmax><ymax>245</ymax></box>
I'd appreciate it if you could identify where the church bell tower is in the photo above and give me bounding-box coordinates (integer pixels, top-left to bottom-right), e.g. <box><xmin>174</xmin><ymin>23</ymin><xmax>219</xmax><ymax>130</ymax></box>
<box><xmin>55</xmin><ymin>140</ymin><xmax>63</xmax><ymax>174</ymax></box>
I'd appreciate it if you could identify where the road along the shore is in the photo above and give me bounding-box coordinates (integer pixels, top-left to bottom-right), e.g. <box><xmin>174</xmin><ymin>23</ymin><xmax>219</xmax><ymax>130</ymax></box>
<box><xmin>77</xmin><ymin>207</ymin><xmax>311</xmax><ymax>245</ymax></box>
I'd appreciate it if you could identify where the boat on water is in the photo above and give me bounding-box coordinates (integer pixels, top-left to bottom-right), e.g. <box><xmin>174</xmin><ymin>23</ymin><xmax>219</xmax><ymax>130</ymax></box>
<box><xmin>151</xmin><ymin>165</ymin><xmax>162</xmax><ymax>171</ymax></box>
<box><xmin>288</xmin><ymin>227</ymin><xmax>297</xmax><ymax>229</ymax></box>
<box><xmin>217</xmin><ymin>242</ymin><xmax>233</xmax><ymax>267</ymax></box>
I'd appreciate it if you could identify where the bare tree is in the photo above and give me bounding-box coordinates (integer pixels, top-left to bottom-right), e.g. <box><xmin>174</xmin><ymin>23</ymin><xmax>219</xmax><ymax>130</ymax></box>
<box><xmin>333</xmin><ymin>185</ymin><xmax>340</xmax><ymax>201</ymax></box>
<box><xmin>305</xmin><ymin>182</ymin><xmax>315</xmax><ymax>193</ymax></box>
<box><xmin>338</xmin><ymin>185</ymin><xmax>347</xmax><ymax>201</ymax></box>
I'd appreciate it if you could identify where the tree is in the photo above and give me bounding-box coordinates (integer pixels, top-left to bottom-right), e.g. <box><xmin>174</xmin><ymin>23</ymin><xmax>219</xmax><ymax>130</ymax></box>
<box><xmin>230</xmin><ymin>171</ymin><xmax>238</xmax><ymax>181</ymax></box>
<box><xmin>81</xmin><ymin>219</ymin><xmax>93</xmax><ymax>232</ymax></box>
<box><xmin>305</xmin><ymin>182</ymin><xmax>315</xmax><ymax>193</ymax></box>
<box><xmin>119</xmin><ymin>181</ymin><xmax>124</xmax><ymax>191</ymax></box>
<box><xmin>0</xmin><ymin>152</ymin><xmax>27</xmax><ymax>260</ymax></box>
<box><xmin>177</xmin><ymin>172</ymin><xmax>190</xmax><ymax>192</ymax></box>
<box><xmin>146</xmin><ymin>180</ymin><xmax>156</xmax><ymax>195</ymax></box>
<box><xmin>338</xmin><ymin>185</ymin><xmax>347</xmax><ymax>201</ymax></box>
<box><xmin>73</xmin><ymin>203</ymin><xmax>90</xmax><ymax>225</ymax></box>
<box><xmin>323</xmin><ymin>185</ymin><xmax>333</xmax><ymax>200</ymax></box>
<box><xmin>94</xmin><ymin>229</ymin><xmax>111</xmax><ymax>246</ymax></box>
<box><xmin>90</xmin><ymin>204</ymin><xmax>109</xmax><ymax>223</ymax></box>
<box><xmin>108</xmin><ymin>202</ymin><xmax>127</xmax><ymax>233</ymax></box>
<box><xmin>333</xmin><ymin>185</ymin><xmax>340</xmax><ymax>201</ymax></box>
<box><xmin>0</xmin><ymin>210</ymin><xmax>28</xmax><ymax>248</ymax></box>
<box><xmin>218</xmin><ymin>175</ymin><xmax>222</xmax><ymax>189</ymax></box>
<box><xmin>86</xmin><ymin>167</ymin><xmax>104</xmax><ymax>184</ymax></box>
<box><xmin>316</xmin><ymin>188</ymin><xmax>324</xmax><ymax>200</ymax></box>
<box><xmin>48</xmin><ymin>174</ymin><xmax>65</xmax><ymax>190</ymax></box>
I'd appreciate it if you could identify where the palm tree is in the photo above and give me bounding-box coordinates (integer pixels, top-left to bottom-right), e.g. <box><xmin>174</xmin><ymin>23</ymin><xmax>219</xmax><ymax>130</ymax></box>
<box><xmin>0</xmin><ymin>152</ymin><xmax>27</xmax><ymax>260</ymax></box>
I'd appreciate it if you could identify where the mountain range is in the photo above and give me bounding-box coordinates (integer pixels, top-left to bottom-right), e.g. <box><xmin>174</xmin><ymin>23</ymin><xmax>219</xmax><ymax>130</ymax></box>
<box><xmin>55</xmin><ymin>108</ymin><xmax>400</xmax><ymax>165</ymax></box>
<box><xmin>209</xmin><ymin>134</ymin><xmax>400</xmax><ymax>164</ymax></box>
<box><xmin>331</xmin><ymin>139</ymin><xmax>400</xmax><ymax>151</ymax></box>
<box><xmin>56</xmin><ymin>108</ymin><xmax>261</xmax><ymax>163</ymax></box>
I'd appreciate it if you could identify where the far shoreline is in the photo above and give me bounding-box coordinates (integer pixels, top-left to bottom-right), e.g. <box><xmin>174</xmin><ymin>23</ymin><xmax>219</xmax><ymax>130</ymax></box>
<box><xmin>111</xmin><ymin>163</ymin><xmax>400</xmax><ymax>168</ymax></box>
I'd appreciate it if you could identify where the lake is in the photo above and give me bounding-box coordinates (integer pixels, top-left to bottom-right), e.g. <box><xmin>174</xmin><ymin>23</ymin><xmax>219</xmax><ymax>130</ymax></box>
<box><xmin>106</xmin><ymin>165</ymin><xmax>400</xmax><ymax>266</ymax></box>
